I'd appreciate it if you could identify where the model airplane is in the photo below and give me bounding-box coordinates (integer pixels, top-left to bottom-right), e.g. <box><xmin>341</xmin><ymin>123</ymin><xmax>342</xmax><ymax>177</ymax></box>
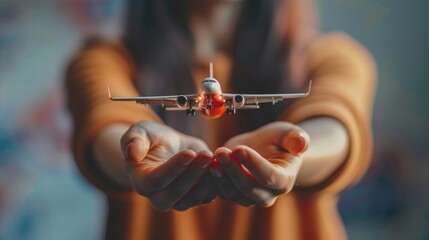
<box><xmin>108</xmin><ymin>63</ymin><xmax>312</xmax><ymax>118</ymax></box>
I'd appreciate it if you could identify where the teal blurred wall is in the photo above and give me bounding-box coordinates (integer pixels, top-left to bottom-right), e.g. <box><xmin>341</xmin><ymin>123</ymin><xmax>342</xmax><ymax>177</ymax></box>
<box><xmin>319</xmin><ymin>1</ymin><xmax>429</xmax><ymax>239</ymax></box>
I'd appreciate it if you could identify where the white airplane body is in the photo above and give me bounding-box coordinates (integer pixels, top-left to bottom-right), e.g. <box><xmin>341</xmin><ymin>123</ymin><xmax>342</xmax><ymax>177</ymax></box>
<box><xmin>108</xmin><ymin>63</ymin><xmax>311</xmax><ymax>118</ymax></box>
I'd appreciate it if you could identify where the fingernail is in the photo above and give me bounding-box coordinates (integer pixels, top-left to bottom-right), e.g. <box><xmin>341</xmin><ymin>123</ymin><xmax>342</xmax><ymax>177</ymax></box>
<box><xmin>232</xmin><ymin>148</ymin><xmax>247</xmax><ymax>161</ymax></box>
<box><xmin>126</xmin><ymin>139</ymin><xmax>146</xmax><ymax>162</ymax></box>
<box><xmin>126</xmin><ymin>142</ymin><xmax>137</xmax><ymax>162</ymax></box>
<box><xmin>198</xmin><ymin>155</ymin><xmax>213</xmax><ymax>168</ymax></box>
<box><xmin>209</xmin><ymin>167</ymin><xmax>223</xmax><ymax>178</ymax></box>
<box><xmin>125</xmin><ymin>142</ymin><xmax>132</xmax><ymax>159</ymax></box>
<box><xmin>180</xmin><ymin>155</ymin><xmax>193</xmax><ymax>166</ymax></box>
<box><xmin>286</xmin><ymin>132</ymin><xmax>307</xmax><ymax>155</ymax></box>
<box><xmin>211</xmin><ymin>158</ymin><xmax>219</xmax><ymax>167</ymax></box>
<box><xmin>216</xmin><ymin>153</ymin><xmax>230</xmax><ymax>165</ymax></box>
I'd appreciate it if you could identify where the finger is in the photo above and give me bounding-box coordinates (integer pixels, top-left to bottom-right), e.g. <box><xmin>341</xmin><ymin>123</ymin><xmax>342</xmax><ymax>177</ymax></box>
<box><xmin>184</xmin><ymin>135</ymin><xmax>211</xmax><ymax>152</ymax></box>
<box><xmin>215</xmin><ymin>147</ymin><xmax>274</xmax><ymax>205</ymax></box>
<box><xmin>281</xmin><ymin>127</ymin><xmax>310</xmax><ymax>155</ymax></box>
<box><xmin>130</xmin><ymin>150</ymin><xmax>196</xmax><ymax>195</ymax></box>
<box><xmin>120</xmin><ymin>124</ymin><xmax>150</xmax><ymax>163</ymax></box>
<box><xmin>173</xmin><ymin>175</ymin><xmax>216</xmax><ymax>211</ymax></box>
<box><xmin>212</xmin><ymin>173</ymin><xmax>254</xmax><ymax>207</ymax></box>
<box><xmin>209</xmin><ymin>151</ymin><xmax>224</xmax><ymax>178</ymax></box>
<box><xmin>232</xmin><ymin>146</ymin><xmax>296</xmax><ymax>193</ymax></box>
<box><xmin>148</xmin><ymin>151</ymin><xmax>213</xmax><ymax>212</ymax></box>
<box><xmin>211</xmin><ymin>149</ymin><xmax>245</xmax><ymax>202</ymax></box>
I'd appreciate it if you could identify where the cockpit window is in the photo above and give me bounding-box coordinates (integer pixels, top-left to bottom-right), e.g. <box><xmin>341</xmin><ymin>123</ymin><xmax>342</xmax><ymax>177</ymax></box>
<box><xmin>203</xmin><ymin>79</ymin><xmax>216</xmax><ymax>83</ymax></box>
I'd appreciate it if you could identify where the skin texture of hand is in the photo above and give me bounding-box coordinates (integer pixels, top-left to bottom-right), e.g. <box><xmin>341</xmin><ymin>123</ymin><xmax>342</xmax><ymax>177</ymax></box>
<box><xmin>209</xmin><ymin>121</ymin><xmax>310</xmax><ymax>207</ymax></box>
<box><xmin>121</xmin><ymin>121</ymin><xmax>217</xmax><ymax>212</ymax></box>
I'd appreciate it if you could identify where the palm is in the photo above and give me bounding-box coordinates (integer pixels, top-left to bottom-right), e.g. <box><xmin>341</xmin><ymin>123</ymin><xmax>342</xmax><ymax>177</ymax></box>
<box><xmin>122</xmin><ymin>121</ymin><xmax>216</xmax><ymax>211</ymax></box>
<box><xmin>211</xmin><ymin>122</ymin><xmax>308</xmax><ymax>207</ymax></box>
<box><xmin>225</xmin><ymin>135</ymin><xmax>287</xmax><ymax>163</ymax></box>
<box><xmin>143</xmin><ymin>127</ymin><xmax>193</xmax><ymax>164</ymax></box>
<box><xmin>224</xmin><ymin>122</ymin><xmax>299</xmax><ymax>165</ymax></box>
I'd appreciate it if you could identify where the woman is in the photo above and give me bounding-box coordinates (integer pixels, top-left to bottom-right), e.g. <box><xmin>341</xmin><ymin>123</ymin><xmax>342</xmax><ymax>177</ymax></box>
<box><xmin>66</xmin><ymin>0</ymin><xmax>376</xmax><ymax>239</ymax></box>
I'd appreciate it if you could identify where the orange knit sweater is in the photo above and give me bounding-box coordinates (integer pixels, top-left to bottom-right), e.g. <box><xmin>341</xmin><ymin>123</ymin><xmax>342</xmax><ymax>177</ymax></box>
<box><xmin>66</xmin><ymin>33</ymin><xmax>376</xmax><ymax>240</ymax></box>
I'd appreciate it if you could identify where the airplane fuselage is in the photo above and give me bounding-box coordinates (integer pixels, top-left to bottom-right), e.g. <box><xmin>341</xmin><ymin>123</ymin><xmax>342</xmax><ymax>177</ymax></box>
<box><xmin>198</xmin><ymin>77</ymin><xmax>225</xmax><ymax>118</ymax></box>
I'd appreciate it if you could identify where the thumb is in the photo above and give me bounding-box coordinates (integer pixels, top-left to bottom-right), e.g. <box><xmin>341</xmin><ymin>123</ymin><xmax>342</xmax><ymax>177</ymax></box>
<box><xmin>121</xmin><ymin>125</ymin><xmax>150</xmax><ymax>163</ymax></box>
<box><xmin>282</xmin><ymin>128</ymin><xmax>310</xmax><ymax>155</ymax></box>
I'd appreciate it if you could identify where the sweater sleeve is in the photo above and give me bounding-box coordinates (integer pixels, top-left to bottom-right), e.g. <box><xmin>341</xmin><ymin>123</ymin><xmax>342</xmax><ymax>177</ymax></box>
<box><xmin>281</xmin><ymin>33</ymin><xmax>377</xmax><ymax>195</ymax></box>
<box><xmin>65</xmin><ymin>41</ymin><xmax>162</xmax><ymax>199</ymax></box>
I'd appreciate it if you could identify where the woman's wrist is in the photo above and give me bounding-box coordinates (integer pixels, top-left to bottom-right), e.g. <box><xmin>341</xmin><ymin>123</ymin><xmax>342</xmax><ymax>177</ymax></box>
<box><xmin>92</xmin><ymin>124</ymin><xmax>132</xmax><ymax>188</ymax></box>
<box><xmin>295</xmin><ymin>117</ymin><xmax>350</xmax><ymax>186</ymax></box>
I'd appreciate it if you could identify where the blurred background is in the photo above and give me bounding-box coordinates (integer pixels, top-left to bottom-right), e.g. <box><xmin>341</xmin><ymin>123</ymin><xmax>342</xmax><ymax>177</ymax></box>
<box><xmin>0</xmin><ymin>0</ymin><xmax>428</xmax><ymax>239</ymax></box>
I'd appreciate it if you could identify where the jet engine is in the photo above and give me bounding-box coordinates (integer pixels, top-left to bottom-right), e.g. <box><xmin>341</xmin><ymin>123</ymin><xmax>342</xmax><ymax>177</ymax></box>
<box><xmin>176</xmin><ymin>96</ymin><xmax>188</xmax><ymax>108</ymax></box>
<box><xmin>233</xmin><ymin>95</ymin><xmax>245</xmax><ymax>108</ymax></box>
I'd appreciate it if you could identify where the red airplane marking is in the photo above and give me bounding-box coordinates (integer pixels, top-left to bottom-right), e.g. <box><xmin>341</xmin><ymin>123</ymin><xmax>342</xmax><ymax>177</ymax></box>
<box><xmin>199</xmin><ymin>93</ymin><xmax>225</xmax><ymax>118</ymax></box>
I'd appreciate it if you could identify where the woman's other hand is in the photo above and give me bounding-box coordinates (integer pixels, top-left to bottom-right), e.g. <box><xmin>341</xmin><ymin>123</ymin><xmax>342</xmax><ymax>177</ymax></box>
<box><xmin>210</xmin><ymin>122</ymin><xmax>309</xmax><ymax>207</ymax></box>
<box><xmin>121</xmin><ymin>121</ymin><xmax>216</xmax><ymax>212</ymax></box>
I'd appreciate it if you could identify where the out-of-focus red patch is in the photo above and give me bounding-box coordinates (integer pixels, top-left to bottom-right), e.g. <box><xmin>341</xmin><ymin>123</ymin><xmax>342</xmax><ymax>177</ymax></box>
<box><xmin>200</xmin><ymin>93</ymin><xmax>225</xmax><ymax>118</ymax></box>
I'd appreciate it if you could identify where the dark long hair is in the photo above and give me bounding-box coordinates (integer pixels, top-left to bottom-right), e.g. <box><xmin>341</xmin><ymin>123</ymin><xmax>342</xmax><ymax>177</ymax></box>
<box><xmin>123</xmin><ymin>0</ymin><xmax>316</xmax><ymax>131</ymax></box>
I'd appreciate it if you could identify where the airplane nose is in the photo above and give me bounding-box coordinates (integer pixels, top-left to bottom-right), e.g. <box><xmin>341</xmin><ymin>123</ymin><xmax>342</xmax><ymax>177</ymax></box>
<box><xmin>204</xmin><ymin>84</ymin><xmax>220</xmax><ymax>93</ymax></box>
<box><xmin>206</xmin><ymin>84</ymin><xmax>215</xmax><ymax>92</ymax></box>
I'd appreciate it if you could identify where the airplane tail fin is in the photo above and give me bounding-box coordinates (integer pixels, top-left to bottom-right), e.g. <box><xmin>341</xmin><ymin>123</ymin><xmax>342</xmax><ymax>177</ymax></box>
<box><xmin>209</xmin><ymin>62</ymin><xmax>213</xmax><ymax>78</ymax></box>
<box><xmin>307</xmin><ymin>80</ymin><xmax>312</xmax><ymax>95</ymax></box>
<box><xmin>107</xmin><ymin>85</ymin><xmax>112</xmax><ymax>99</ymax></box>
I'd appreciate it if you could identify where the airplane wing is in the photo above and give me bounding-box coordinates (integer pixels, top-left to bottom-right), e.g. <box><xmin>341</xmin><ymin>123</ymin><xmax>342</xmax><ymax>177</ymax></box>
<box><xmin>107</xmin><ymin>86</ymin><xmax>200</xmax><ymax>110</ymax></box>
<box><xmin>222</xmin><ymin>80</ymin><xmax>312</xmax><ymax>109</ymax></box>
